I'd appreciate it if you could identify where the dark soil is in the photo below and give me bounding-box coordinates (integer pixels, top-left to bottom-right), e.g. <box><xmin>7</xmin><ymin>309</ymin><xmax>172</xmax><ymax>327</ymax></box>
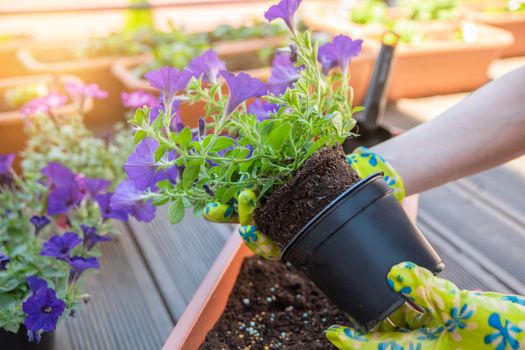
<box><xmin>254</xmin><ymin>145</ymin><xmax>361</xmax><ymax>249</ymax></box>
<box><xmin>200</xmin><ymin>256</ymin><xmax>350</xmax><ymax>350</ymax></box>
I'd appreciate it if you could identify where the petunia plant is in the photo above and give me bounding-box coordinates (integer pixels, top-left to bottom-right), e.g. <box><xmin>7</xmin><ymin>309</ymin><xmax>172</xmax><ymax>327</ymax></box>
<box><xmin>0</xmin><ymin>83</ymin><xmax>142</xmax><ymax>342</ymax></box>
<box><xmin>122</xmin><ymin>0</ymin><xmax>364</xmax><ymax>224</ymax></box>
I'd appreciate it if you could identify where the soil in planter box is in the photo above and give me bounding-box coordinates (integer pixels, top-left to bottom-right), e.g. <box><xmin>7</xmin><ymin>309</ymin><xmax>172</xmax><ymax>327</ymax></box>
<box><xmin>254</xmin><ymin>145</ymin><xmax>361</xmax><ymax>249</ymax></box>
<box><xmin>201</xmin><ymin>256</ymin><xmax>350</xmax><ymax>350</ymax></box>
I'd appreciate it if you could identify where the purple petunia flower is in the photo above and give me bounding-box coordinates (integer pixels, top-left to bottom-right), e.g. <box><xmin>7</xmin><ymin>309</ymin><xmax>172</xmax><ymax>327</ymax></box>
<box><xmin>21</xmin><ymin>92</ymin><xmax>68</xmax><ymax>117</ymax></box>
<box><xmin>81</xmin><ymin>224</ymin><xmax>111</xmax><ymax>251</ymax></box>
<box><xmin>187</xmin><ymin>49</ymin><xmax>226</xmax><ymax>84</ymax></box>
<box><xmin>96</xmin><ymin>192</ymin><xmax>129</xmax><ymax>222</ymax></box>
<box><xmin>264</xmin><ymin>0</ymin><xmax>302</xmax><ymax>33</ymax></box>
<box><xmin>124</xmin><ymin>139</ymin><xmax>178</xmax><ymax>191</ymax></box>
<box><xmin>23</xmin><ymin>276</ymin><xmax>66</xmax><ymax>342</ymax></box>
<box><xmin>83</xmin><ymin>178</ymin><xmax>111</xmax><ymax>198</ymax></box>
<box><xmin>144</xmin><ymin>67</ymin><xmax>193</xmax><ymax>98</ymax></box>
<box><xmin>248</xmin><ymin>98</ymin><xmax>280</xmax><ymax>122</ymax></box>
<box><xmin>317</xmin><ymin>35</ymin><xmax>363</xmax><ymax>75</ymax></box>
<box><xmin>0</xmin><ymin>153</ymin><xmax>15</xmax><ymax>175</ymax></box>
<box><xmin>41</xmin><ymin>232</ymin><xmax>82</xmax><ymax>261</ymax></box>
<box><xmin>30</xmin><ymin>215</ymin><xmax>51</xmax><ymax>235</ymax></box>
<box><xmin>65</xmin><ymin>81</ymin><xmax>108</xmax><ymax>100</ymax></box>
<box><xmin>121</xmin><ymin>90</ymin><xmax>158</xmax><ymax>110</ymax></box>
<box><xmin>221</xmin><ymin>71</ymin><xmax>267</xmax><ymax>117</ymax></box>
<box><xmin>0</xmin><ymin>253</ymin><xmax>9</xmax><ymax>270</ymax></box>
<box><xmin>41</xmin><ymin>163</ymin><xmax>84</xmax><ymax>215</ymax></box>
<box><xmin>110</xmin><ymin>180</ymin><xmax>156</xmax><ymax>222</ymax></box>
<box><xmin>267</xmin><ymin>53</ymin><xmax>302</xmax><ymax>95</ymax></box>
<box><xmin>67</xmin><ymin>256</ymin><xmax>100</xmax><ymax>285</ymax></box>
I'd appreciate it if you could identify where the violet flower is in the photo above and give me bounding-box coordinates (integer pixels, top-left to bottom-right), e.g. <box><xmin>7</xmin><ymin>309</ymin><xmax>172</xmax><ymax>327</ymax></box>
<box><xmin>144</xmin><ymin>67</ymin><xmax>192</xmax><ymax>98</ymax></box>
<box><xmin>96</xmin><ymin>192</ymin><xmax>129</xmax><ymax>222</ymax></box>
<box><xmin>41</xmin><ymin>163</ymin><xmax>84</xmax><ymax>215</ymax></box>
<box><xmin>23</xmin><ymin>276</ymin><xmax>66</xmax><ymax>342</ymax></box>
<box><xmin>110</xmin><ymin>180</ymin><xmax>156</xmax><ymax>222</ymax></box>
<box><xmin>124</xmin><ymin>139</ymin><xmax>178</xmax><ymax>191</ymax></box>
<box><xmin>221</xmin><ymin>71</ymin><xmax>267</xmax><ymax>117</ymax></box>
<box><xmin>317</xmin><ymin>35</ymin><xmax>363</xmax><ymax>75</ymax></box>
<box><xmin>121</xmin><ymin>90</ymin><xmax>158</xmax><ymax>110</ymax></box>
<box><xmin>84</xmin><ymin>178</ymin><xmax>111</xmax><ymax>198</ymax></box>
<box><xmin>267</xmin><ymin>53</ymin><xmax>302</xmax><ymax>95</ymax></box>
<box><xmin>30</xmin><ymin>215</ymin><xmax>51</xmax><ymax>235</ymax></box>
<box><xmin>67</xmin><ymin>256</ymin><xmax>100</xmax><ymax>285</ymax></box>
<box><xmin>264</xmin><ymin>0</ymin><xmax>302</xmax><ymax>33</ymax></box>
<box><xmin>248</xmin><ymin>98</ymin><xmax>279</xmax><ymax>122</ymax></box>
<box><xmin>81</xmin><ymin>225</ymin><xmax>111</xmax><ymax>251</ymax></box>
<box><xmin>0</xmin><ymin>253</ymin><xmax>9</xmax><ymax>270</ymax></box>
<box><xmin>187</xmin><ymin>49</ymin><xmax>226</xmax><ymax>84</ymax></box>
<box><xmin>41</xmin><ymin>232</ymin><xmax>82</xmax><ymax>261</ymax></box>
<box><xmin>0</xmin><ymin>153</ymin><xmax>15</xmax><ymax>175</ymax></box>
<box><xmin>65</xmin><ymin>81</ymin><xmax>108</xmax><ymax>100</ymax></box>
<box><xmin>21</xmin><ymin>92</ymin><xmax>68</xmax><ymax>117</ymax></box>
<box><xmin>41</xmin><ymin>162</ymin><xmax>76</xmax><ymax>189</ymax></box>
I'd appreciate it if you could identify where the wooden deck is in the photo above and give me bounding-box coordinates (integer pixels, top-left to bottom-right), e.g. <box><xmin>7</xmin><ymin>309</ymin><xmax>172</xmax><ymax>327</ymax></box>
<box><xmin>50</xmin><ymin>58</ymin><xmax>525</xmax><ymax>349</ymax></box>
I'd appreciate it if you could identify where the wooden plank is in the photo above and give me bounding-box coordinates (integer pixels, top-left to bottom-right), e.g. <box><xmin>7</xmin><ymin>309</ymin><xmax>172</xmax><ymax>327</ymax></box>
<box><xmin>419</xmin><ymin>182</ymin><xmax>525</xmax><ymax>294</ymax></box>
<box><xmin>418</xmin><ymin>219</ymin><xmax>513</xmax><ymax>294</ymax></box>
<box><xmin>128</xmin><ymin>207</ymin><xmax>232</xmax><ymax>320</ymax></box>
<box><xmin>54</xmin><ymin>222</ymin><xmax>173</xmax><ymax>350</ymax></box>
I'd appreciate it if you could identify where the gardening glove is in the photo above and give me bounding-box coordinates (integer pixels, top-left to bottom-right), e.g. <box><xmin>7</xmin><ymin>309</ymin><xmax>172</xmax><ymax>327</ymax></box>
<box><xmin>326</xmin><ymin>261</ymin><xmax>525</xmax><ymax>350</ymax></box>
<box><xmin>204</xmin><ymin>147</ymin><xmax>405</xmax><ymax>260</ymax></box>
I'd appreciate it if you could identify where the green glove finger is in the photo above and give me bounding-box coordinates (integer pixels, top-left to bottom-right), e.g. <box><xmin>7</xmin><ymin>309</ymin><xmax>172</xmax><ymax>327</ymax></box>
<box><xmin>239</xmin><ymin>225</ymin><xmax>281</xmax><ymax>260</ymax></box>
<box><xmin>387</xmin><ymin>262</ymin><xmax>461</xmax><ymax>322</ymax></box>
<box><xmin>237</xmin><ymin>189</ymin><xmax>257</xmax><ymax>226</ymax></box>
<box><xmin>326</xmin><ymin>325</ymin><xmax>440</xmax><ymax>350</ymax></box>
<box><xmin>203</xmin><ymin>202</ymin><xmax>238</xmax><ymax>223</ymax></box>
<box><xmin>376</xmin><ymin>302</ymin><xmax>435</xmax><ymax>332</ymax></box>
<box><xmin>346</xmin><ymin>146</ymin><xmax>405</xmax><ymax>202</ymax></box>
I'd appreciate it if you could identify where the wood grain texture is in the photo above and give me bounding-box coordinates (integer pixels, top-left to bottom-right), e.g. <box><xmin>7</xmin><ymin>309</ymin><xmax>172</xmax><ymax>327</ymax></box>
<box><xmin>128</xmin><ymin>206</ymin><xmax>232</xmax><ymax>320</ymax></box>
<box><xmin>54</xmin><ymin>222</ymin><xmax>173</xmax><ymax>350</ymax></box>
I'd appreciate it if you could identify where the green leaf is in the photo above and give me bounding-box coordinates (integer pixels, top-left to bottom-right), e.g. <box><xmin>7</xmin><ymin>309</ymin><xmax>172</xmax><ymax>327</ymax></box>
<box><xmin>154</xmin><ymin>144</ymin><xmax>167</xmax><ymax>162</ymax></box>
<box><xmin>352</xmin><ymin>106</ymin><xmax>365</xmax><ymax>113</ymax></box>
<box><xmin>176</xmin><ymin>127</ymin><xmax>193</xmax><ymax>148</ymax></box>
<box><xmin>168</xmin><ymin>199</ymin><xmax>185</xmax><ymax>224</ymax></box>
<box><xmin>133</xmin><ymin>130</ymin><xmax>147</xmax><ymax>144</ymax></box>
<box><xmin>267</xmin><ymin>122</ymin><xmax>292</xmax><ymax>151</ymax></box>
<box><xmin>210</xmin><ymin>136</ymin><xmax>235</xmax><ymax>153</ymax></box>
<box><xmin>181</xmin><ymin>162</ymin><xmax>200</xmax><ymax>189</ymax></box>
<box><xmin>193</xmin><ymin>200</ymin><xmax>206</xmax><ymax>218</ymax></box>
<box><xmin>151</xmin><ymin>111</ymin><xmax>165</xmax><ymax>133</ymax></box>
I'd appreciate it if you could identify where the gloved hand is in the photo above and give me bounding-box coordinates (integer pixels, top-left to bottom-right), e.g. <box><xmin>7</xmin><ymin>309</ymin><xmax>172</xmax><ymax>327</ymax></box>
<box><xmin>204</xmin><ymin>146</ymin><xmax>405</xmax><ymax>260</ymax></box>
<box><xmin>326</xmin><ymin>261</ymin><xmax>525</xmax><ymax>349</ymax></box>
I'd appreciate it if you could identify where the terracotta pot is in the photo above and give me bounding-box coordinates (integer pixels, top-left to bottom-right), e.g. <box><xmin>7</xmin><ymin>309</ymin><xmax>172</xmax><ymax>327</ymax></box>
<box><xmin>301</xmin><ymin>4</ymin><xmax>514</xmax><ymax>100</ymax></box>
<box><xmin>162</xmin><ymin>195</ymin><xmax>419</xmax><ymax>349</ymax></box>
<box><xmin>0</xmin><ymin>34</ymin><xmax>33</xmax><ymax>78</ymax></box>
<box><xmin>16</xmin><ymin>44</ymin><xmax>132</xmax><ymax>129</ymax></box>
<box><xmin>463</xmin><ymin>1</ymin><xmax>525</xmax><ymax>57</ymax></box>
<box><xmin>0</xmin><ymin>74</ymin><xmax>93</xmax><ymax>162</ymax></box>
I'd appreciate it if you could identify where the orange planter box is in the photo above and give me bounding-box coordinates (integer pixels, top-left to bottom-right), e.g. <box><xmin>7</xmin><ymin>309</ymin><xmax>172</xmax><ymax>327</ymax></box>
<box><xmin>163</xmin><ymin>195</ymin><xmax>419</xmax><ymax>350</ymax></box>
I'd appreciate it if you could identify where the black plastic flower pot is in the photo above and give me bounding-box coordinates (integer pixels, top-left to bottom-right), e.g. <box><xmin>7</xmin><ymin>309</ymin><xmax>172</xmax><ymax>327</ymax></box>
<box><xmin>281</xmin><ymin>173</ymin><xmax>444</xmax><ymax>332</ymax></box>
<box><xmin>0</xmin><ymin>326</ymin><xmax>55</xmax><ymax>350</ymax></box>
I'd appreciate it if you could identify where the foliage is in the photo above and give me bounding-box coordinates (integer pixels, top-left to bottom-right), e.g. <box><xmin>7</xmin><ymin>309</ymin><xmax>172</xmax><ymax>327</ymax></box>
<box><xmin>123</xmin><ymin>0</ymin><xmax>362</xmax><ymax>224</ymax></box>
<box><xmin>0</xmin><ymin>84</ymin><xmax>131</xmax><ymax>340</ymax></box>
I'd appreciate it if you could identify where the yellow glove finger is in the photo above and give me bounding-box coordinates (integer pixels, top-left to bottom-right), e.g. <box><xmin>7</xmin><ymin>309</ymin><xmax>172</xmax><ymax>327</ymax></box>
<box><xmin>239</xmin><ymin>225</ymin><xmax>281</xmax><ymax>260</ymax></box>
<box><xmin>326</xmin><ymin>325</ymin><xmax>440</xmax><ymax>350</ymax></box>
<box><xmin>237</xmin><ymin>189</ymin><xmax>257</xmax><ymax>226</ymax></box>
<box><xmin>203</xmin><ymin>202</ymin><xmax>238</xmax><ymax>223</ymax></box>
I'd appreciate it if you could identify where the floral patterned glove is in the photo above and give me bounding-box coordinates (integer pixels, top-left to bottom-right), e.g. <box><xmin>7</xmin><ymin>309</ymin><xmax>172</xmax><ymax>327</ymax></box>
<box><xmin>326</xmin><ymin>262</ymin><xmax>525</xmax><ymax>350</ymax></box>
<box><xmin>204</xmin><ymin>147</ymin><xmax>405</xmax><ymax>259</ymax></box>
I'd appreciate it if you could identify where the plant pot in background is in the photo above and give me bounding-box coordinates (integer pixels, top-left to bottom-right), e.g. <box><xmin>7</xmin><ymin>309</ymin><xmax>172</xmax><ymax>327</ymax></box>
<box><xmin>0</xmin><ymin>74</ymin><xmax>93</xmax><ymax>162</ymax></box>
<box><xmin>302</xmin><ymin>3</ymin><xmax>514</xmax><ymax>100</ymax></box>
<box><xmin>0</xmin><ymin>34</ymin><xmax>34</xmax><ymax>79</ymax></box>
<box><xmin>0</xmin><ymin>326</ymin><xmax>55</xmax><ymax>350</ymax></box>
<box><xmin>465</xmin><ymin>4</ymin><xmax>525</xmax><ymax>57</ymax></box>
<box><xmin>163</xmin><ymin>193</ymin><xmax>421</xmax><ymax>349</ymax></box>
<box><xmin>16</xmin><ymin>44</ymin><xmax>131</xmax><ymax>131</ymax></box>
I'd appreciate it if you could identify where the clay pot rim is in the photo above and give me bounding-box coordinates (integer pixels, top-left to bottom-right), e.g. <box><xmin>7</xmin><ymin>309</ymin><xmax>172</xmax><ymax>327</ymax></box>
<box><xmin>0</xmin><ymin>73</ymin><xmax>93</xmax><ymax>125</ymax></box>
<box><xmin>0</xmin><ymin>34</ymin><xmax>33</xmax><ymax>53</ymax></box>
<box><xmin>16</xmin><ymin>43</ymin><xmax>142</xmax><ymax>73</ymax></box>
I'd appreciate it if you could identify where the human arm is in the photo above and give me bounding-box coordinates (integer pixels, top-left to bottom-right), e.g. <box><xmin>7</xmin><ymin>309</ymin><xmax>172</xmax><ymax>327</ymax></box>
<box><xmin>373</xmin><ymin>65</ymin><xmax>525</xmax><ymax>196</ymax></box>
